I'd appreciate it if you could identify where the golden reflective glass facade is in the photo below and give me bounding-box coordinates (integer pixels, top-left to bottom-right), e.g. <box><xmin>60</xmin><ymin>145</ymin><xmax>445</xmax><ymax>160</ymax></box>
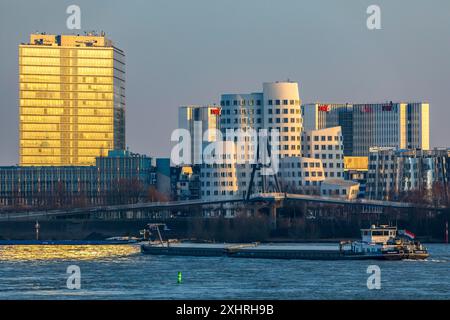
<box><xmin>19</xmin><ymin>34</ymin><xmax>125</xmax><ymax>166</ymax></box>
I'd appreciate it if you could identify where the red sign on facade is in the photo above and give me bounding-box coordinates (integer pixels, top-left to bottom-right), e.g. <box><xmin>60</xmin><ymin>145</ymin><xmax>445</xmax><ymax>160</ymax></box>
<box><xmin>318</xmin><ymin>105</ymin><xmax>329</xmax><ymax>112</ymax></box>
<box><xmin>210</xmin><ymin>108</ymin><xmax>221</xmax><ymax>115</ymax></box>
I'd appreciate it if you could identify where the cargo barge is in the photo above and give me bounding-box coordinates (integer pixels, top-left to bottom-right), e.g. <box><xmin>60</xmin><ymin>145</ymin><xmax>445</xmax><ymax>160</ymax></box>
<box><xmin>141</xmin><ymin>224</ymin><xmax>429</xmax><ymax>260</ymax></box>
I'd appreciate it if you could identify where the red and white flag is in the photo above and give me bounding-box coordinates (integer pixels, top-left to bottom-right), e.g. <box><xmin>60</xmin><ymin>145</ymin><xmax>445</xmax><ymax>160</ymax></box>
<box><xmin>399</xmin><ymin>229</ymin><xmax>415</xmax><ymax>239</ymax></box>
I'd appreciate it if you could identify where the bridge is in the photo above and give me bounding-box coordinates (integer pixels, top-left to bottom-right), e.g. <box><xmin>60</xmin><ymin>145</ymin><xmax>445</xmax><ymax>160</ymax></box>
<box><xmin>251</xmin><ymin>193</ymin><xmax>419</xmax><ymax>208</ymax></box>
<box><xmin>0</xmin><ymin>193</ymin><xmax>444</xmax><ymax>221</ymax></box>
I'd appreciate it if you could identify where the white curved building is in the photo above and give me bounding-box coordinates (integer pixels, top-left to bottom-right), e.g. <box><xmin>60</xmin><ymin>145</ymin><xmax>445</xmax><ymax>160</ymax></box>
<box><xmin>199</xmin><ymin>141</ymin><xmax>239</xmax><ymax>201</ymax></box>
<box><xmin>301</xmin><ymin>126</ymin><xmax>344</xmax><ymax>179</ymax></box>
<box><xmin>261</xmin><ymin>82</ymin><xmax>302</xmax><ymax>158</ymax></box>
<box><xmin>213</xmin><ymin>81</ymin><xmax>303</xmax><ymax>199</ymax></box>
<box><xmin>278</xmin><ymin>156</ymin><xmax>325</xmax><ymax>194</ymax></box>
<box><xmin>181</xmin><ymin>82</ymin><xmax>349</xmax><ymax>202</ymax></box>
<box><xmin>220</xmin><ymin>81</ymin><xmax>302</xmax><ymax>159</ymax></box>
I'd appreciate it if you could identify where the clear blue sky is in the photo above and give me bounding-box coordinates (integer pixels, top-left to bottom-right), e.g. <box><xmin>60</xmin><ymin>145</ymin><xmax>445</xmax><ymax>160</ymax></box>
<box><xmin>1</xmin><ymin>0</ymin><xmax>449</xmax><ymax>164</ymax></box>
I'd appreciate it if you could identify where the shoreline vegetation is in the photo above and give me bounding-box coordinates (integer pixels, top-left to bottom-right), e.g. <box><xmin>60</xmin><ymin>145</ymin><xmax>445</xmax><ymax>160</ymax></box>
<box><xmin>0</xmin><ymin>211</ymin><xmax>447</xmax><ymax>243</ymax></box>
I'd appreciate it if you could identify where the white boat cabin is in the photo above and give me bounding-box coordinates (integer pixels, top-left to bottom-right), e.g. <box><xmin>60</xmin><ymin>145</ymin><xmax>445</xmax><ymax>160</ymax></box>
<box><xmin>361</xmin><ymin>225</ymin><xmax>397</xmax><ymax>244</ymax></box>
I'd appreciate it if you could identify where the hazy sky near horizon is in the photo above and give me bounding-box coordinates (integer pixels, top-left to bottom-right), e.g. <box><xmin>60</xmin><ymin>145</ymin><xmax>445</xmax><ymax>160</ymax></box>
<box><xmin>1</xmin><ymin>0</ymin><xmax>449</xmax><ymax>165</ymax></box>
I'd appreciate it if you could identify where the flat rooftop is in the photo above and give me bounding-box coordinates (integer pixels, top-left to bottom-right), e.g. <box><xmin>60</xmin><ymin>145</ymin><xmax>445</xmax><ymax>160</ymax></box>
<box><xmin>23</xmin><ymin>33</ymin><xmax>114</xmax><ymax>48</ymax></box>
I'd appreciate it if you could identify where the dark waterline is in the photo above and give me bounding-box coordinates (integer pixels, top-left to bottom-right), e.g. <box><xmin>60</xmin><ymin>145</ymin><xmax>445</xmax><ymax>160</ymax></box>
<box><xmin>0</xmin><ymin>244</ymin><xmax>448</xmax><ymax>300</ymax></box>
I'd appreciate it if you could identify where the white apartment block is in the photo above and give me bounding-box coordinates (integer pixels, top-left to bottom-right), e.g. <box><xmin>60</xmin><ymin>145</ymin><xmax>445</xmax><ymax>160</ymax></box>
<box><xmin>199</xmin><ymin>140</ymin><xmax>257</xmax><ymax>200</ymax></box>
<box><xmin>278</xmin><ymin>157</ymin><xmax>325</xmax><ymax>194</ymax></box>
<box><xmin>320</xmin><ymin>179</ymin><xmax>360</xmax><ymax>200</ymax></box>
<box><xmin>301</xmin><ymin>126</ymin><xmax>345</xmax><ymax>180</ymax></box>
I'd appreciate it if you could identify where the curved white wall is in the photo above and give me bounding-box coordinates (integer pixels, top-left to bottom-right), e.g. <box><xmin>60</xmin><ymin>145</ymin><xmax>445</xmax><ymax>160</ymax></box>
<box><xmin>262</xmin><ymin>82</ymin><xmax>302</xmax><ymax>158</ymax></box>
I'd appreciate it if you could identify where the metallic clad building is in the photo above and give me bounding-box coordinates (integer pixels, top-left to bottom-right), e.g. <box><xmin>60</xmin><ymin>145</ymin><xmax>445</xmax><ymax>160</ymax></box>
<box><xmin>366</xmin><ymin>147</ymin><xmax>449</xmax><ymax>200</ymax></box>
<box><xmin>19</xmin><ymin>33</ymin><xmax>125</xmax><ymax>166</ymax></box>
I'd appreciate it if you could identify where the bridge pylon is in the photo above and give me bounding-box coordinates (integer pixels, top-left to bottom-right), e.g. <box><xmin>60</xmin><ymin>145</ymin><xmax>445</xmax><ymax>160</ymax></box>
<box><xmin>245</xmin><ymin>135</ymin><xmax>281</xmax><ymax>201</ymax></box>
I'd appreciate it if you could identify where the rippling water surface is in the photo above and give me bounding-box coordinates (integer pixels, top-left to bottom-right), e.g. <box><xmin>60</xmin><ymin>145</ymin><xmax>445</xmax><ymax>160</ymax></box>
<box><xmin>0</xmin><ymin>243</ymin><xmax>448</xmax><ymax>299</ymax></box>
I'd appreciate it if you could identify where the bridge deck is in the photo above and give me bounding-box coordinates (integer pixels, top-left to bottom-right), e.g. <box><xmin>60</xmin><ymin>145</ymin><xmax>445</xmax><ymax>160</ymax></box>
<box><xmin>0</xmin><ymin>193</ymin><xmax>443</xmax><ymax>220</ymax></box>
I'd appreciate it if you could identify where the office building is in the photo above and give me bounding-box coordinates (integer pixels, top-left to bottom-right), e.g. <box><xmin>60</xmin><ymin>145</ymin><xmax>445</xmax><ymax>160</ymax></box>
<box><xmin>353</xmin><ymin>102</ymin><xmax>429</xmax><ymax>156</ymax></box>
<box><xmin>302</xmin><ymin>103</ymin><xmax>350</xmax><ymax>131</ymax></box>
<box><xmin>174</xmin><ymin>166</ymin><xmax>200</xmax><ymax>200</ymax></box>
<box><xmin>0</xmin><ymin>150</ymin><xmax>155</xmax><ymax>206</ymax></box>
<box><xmin>178</xmin><ymin>105</ymin><xmax>221</xmax><ymax>165</ymax></box>
<box><xmin>302</xmin><ymin>102</ymin><xmax>430</xmax><ymax>157</ymax></box>
<box><xmin>301</xmin><ymin>103</ymin><xmax>352</xmax><ymax>155</ymax></box>
<box><xmin>19</xmin><ymin>33</ymin><xmax>125</xmax><ymax>166</ymax></box>
<box><xmin>366</xmin><ymin>147</ymin><xmax>449</xmax><ymax>200</ymax></box>
<box><xmin>344</xmin><ymin>156</ymin><xmax>368</xmax><ymax>198</ymax></box>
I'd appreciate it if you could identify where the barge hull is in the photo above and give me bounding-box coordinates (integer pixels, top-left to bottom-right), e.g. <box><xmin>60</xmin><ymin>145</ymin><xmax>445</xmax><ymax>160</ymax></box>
<box><xmin>141</xmin><ymin>244</ymin><xmax>428</xmax><ymax>260</ymax></box>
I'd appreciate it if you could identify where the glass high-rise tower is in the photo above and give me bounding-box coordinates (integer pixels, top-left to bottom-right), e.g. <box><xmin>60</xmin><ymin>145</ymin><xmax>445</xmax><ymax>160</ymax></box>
<box><xmin>19</xmin><ymin>33</ymin><xmax>125</xmax><ymax>166</ymax></box>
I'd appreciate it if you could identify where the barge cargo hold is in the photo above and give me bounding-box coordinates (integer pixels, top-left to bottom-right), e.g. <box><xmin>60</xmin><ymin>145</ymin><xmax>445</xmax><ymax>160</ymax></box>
<box><xmin>140</xmin><ymin>242</ymin><xmax>428</xmax><ymax>260</ymax></box>
<box><xmin>140</xmin><ymin>224</ymin><xmax>429</xmax><ymax>260</ymax></box>
<box><xmin>140</xmin><ymin>243</ymin><xmax>372</xmax><ymax>260</ymax></box>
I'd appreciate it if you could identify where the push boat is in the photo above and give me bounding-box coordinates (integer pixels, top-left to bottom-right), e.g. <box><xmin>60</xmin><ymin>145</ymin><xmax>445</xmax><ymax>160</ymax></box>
<box><xmin>345</xmin><ymin>225</ymin><xmax>429</xmax><ymax>260</ymax></box>
<box><xmin>140</xmin><ymin>224</ymin><xmax>429</xmax><ymax>260</ymax></box>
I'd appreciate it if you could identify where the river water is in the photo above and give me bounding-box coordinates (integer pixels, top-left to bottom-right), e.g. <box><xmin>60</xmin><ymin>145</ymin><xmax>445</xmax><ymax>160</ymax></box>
<box><xmin>0</xmin><ymin>243</ymin><xmax>448</xmax><ymax>299</ymax></box>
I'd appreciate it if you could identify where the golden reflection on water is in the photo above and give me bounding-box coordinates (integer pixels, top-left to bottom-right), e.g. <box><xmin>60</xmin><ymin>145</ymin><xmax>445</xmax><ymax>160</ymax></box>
<box><xmin>0</xmin><ymin>245</ymin><xmax>141</xmax><ymax>261</ymax></box>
